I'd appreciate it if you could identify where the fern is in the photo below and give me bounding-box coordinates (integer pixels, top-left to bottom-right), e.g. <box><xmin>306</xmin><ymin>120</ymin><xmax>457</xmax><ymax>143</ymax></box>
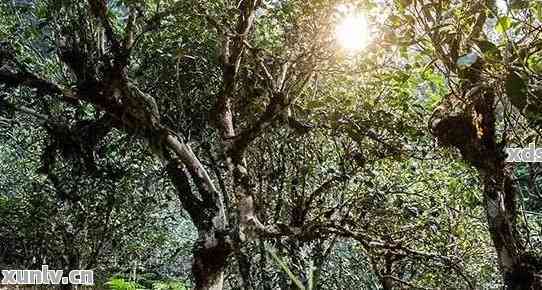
<box><xmin>106</xmin><ymin>277</ymin><xmax>143</xmax><ymax>290</ymax></box>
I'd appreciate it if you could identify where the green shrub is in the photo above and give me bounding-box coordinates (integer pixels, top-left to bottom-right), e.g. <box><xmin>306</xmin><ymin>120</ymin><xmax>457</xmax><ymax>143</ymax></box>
<box><xmin>106</xmin><ymin>277</ymin><xmax>143</xmax><ymax>290</ymax></box>
<box><xmin>152</xmin><ymin>280</ymin><xmax>187</xmax><ymax>290</ymax></box>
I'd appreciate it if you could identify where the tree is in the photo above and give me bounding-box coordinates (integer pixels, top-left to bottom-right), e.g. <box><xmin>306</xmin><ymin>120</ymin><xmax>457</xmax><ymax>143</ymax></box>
<box><xmin>1</xmin><ymin>0</ymin><xmax>541</xmax><ymax>289</ymax></box>
<box><xmin>385</xmin><ymin>0</ymin><xmax>542</xmax><ymax>287</ymax></box>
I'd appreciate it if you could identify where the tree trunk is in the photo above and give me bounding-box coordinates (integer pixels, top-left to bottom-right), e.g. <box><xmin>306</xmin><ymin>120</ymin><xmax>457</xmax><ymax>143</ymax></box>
<box><xmin>165</xmin><ymin>136</ymin><xmax>231</xmax><ymax>290</ymax></box>
<box><xmin>431</xmin><ymin>85</ymin><xmax>542</xmax><ymax>288</ymax></box>
<box><xmin>192</xmin><ymin>231</ymin><xmax>231</xmax><ymax>290</ymax></box>
<box><xmin>481</xmin><ymin>168</ymin><xmax>542</xmax><ymax>289</ymax></box>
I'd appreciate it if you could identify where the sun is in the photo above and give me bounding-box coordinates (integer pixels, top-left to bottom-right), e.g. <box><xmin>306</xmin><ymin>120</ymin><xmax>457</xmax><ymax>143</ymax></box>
<box><xmin>335</xmin><ymin>13</ymin><xmax>371</xmax><ymax>52</ymax></box>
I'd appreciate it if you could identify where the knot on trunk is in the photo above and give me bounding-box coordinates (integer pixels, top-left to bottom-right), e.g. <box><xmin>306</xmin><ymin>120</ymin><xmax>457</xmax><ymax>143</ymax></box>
<box><xmin>431</xmin><ymin>113</ymin><xmax>484</xmax><ymax>167</ymax></box>
<box><xmin>431</xmin><ymin>114</ymin><xmax>477</xmax><ymax>148</ymax></box>
<box><xmin>430</xmin><ymin>88</ymin><xmax>497</xmax><ymax>169</ymax></box>
<box><xmin>192</xmin><ymin>233</ymin><xmax>233</xmax><ymax>288</ymax></box>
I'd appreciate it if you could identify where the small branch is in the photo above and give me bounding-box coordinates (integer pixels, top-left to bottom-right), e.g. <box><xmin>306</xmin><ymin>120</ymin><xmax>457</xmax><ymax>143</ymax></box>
<box><xmin>11</xmin><ymin>104</ymin><xmax>49</xmax><ymax>121</ymax></box>
<box><xmin>87</xmin><ymin>0</ymin><xmax>121</xmax><ymax>54</ymax></box>
<box><xmin>0</xmin><ymin>98</ymin><xmax>49</xmax><ymax>121</ymax></box>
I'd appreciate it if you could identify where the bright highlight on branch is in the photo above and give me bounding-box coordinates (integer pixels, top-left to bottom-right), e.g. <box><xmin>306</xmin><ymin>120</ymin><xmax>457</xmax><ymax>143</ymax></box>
<box><xmin>335</xmin><ymin>14</ymin><xmax>370</xmax><ymax>52</ymax></box>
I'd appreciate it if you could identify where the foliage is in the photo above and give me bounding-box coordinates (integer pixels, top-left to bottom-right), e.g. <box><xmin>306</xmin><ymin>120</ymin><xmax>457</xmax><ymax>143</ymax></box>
<box><xmin>0</xmin><ymin>0</ymin><xmax>541</xmax><ymax>289</ymax></box>
<box><xmin>106</xmin><ymin>277</ymin><xmax>143</xmax><ymax>290</ymax></box>
<box><xmin>152</xmin><ymin>280</ymin><xmax>187</xmax><ymax>290</ymax></box>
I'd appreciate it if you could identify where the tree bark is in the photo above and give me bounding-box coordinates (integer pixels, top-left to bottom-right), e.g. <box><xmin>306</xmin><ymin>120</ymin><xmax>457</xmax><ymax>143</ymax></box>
<box><xmin>167</xmin><ymin>159</ymin><xmax>230</xmax><ymax>290</ymax></box>
<box><xmin>431</xmin><ymin>86</ymin><xmax>542</xmax><ymax>289</ymax></box>
<box><xmin>192</xmin><ymin>232</ymin><xmax>230</xmax><ymax>290</ymax></box>
<box><xmin>481</xmin><ymin>168</ymin><xmax>542</xmax><ymax>289</ymax></box>
<box><xmin>165</xmin><ymin>136</ymin><xmax>231</xmax><ymax>290</ymax></box>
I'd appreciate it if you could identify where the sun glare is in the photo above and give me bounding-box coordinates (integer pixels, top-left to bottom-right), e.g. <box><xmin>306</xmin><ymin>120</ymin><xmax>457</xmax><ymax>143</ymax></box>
<box><xmin>335</xmin><ymin>14</ymin><xmax>370</xmax><ymax>52</ymax></box>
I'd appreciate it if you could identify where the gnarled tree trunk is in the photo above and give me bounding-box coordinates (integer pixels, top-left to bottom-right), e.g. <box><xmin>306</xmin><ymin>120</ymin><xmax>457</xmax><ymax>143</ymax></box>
<box><xmin>431</xmin><ymin>83</ymin><xmax>542</xmax><ymax>288</ymax></box>
<box><xmin>480</xmin><ymin>167</ymin><xmax>542</xmax><ymax>289</ymax></box>
<box><xmin>165</xmin><ymin>136</ymin><xmax>231</xmax><ymax>290</ymax></box>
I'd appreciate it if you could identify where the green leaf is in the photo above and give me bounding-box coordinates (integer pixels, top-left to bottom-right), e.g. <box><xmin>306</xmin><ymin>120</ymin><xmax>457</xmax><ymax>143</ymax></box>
<box><xmin>395</xmin><ymin>0</ymin><xmax>412</xmax><ymax>11</ymax></box>
<box><xmin>527</xmin><ymin>54</ymin><xmax>542</xmax><ymax>72</ymax></box>
<box><xmin>533</xmin><ymin>2</ymin><xmax>542</xmax><ymax>20</ymax></box>
<box><xmin>476</xmin><ymin>40</ymin><xmax>500</xmax><ymax>59</ymax></box>
<box><xmin>106</xmin><ymin>278</ymin><xmax>143</xmax><ymax>290</ymax></box>
<box><xmin>495</xmin><ymin>16</ymin><xmax>513</xmax><ymax>33</ymax></box>
<box><xmin>511</xmin><ymin>0</ymin><xmax>529</xmax><ymax>10</ymax></box>
<box><xmin>400</xmin><ymin>0</ymin><xmax>413</xmax><ymax>7</ymax></box>
<box><xmin>388</xmin><ymin>15</ymin><xmax>402</xmax><ymax>27</ymax></box>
